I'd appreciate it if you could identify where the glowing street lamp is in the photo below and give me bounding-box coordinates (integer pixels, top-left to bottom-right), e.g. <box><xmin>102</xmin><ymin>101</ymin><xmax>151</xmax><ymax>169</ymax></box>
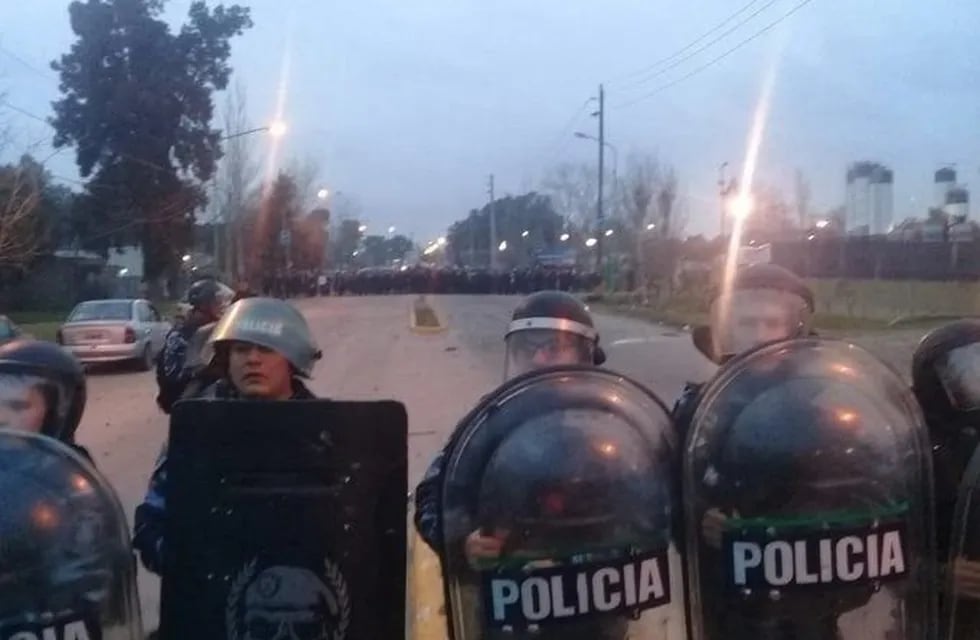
<box><xmin>646</xmin><ymin>223</ymin><xmax>656</xmax><ymax>231</ymax></box>
<box><xmin>317</xmin><ymin>188</ymin><xmax>329</xmax><ymax>200</ymax></box>
<box><xmin>436</xmin><ymin>236</ymin><xmax>447</xmax><ymax>246</ymax></box>
<box><xmin>388</xmin><ymin>226</ymin><xmax>396</xmax><ymax>235</ymax></box>
<box><xmin>358</xmin><ymin>224</ymin><xmax>368</xmax><ymax>233</ymax></box>
<box><xmin>352</xmin><ymin>250</ymin><xmax>359</xmax><ymax>257</ymax></box>
<box><xmin>521</xmin><ymin>230</ymin><xmax>529</xmax><ymax>238</ymax></box>
<box><xmin>269</xmin><ymin>120</ymin><xmax>288</xmax><ymax>138</ymax></box>
<box><xmin>815</xmin><ymin>219</ymin><xmax>829</xmax><ymax>229</ymax></box>
<box><xmin>585</xmin><ymin>238</ymin><xmax>597</xmax><ymax>248</ymax></box>
<box><xmin>604</xmin><ymin>229</ymin><xmax>614</xmax><ymax>237</ymax></box>
<box><xmin>498</xmin><ymin>240</ymin><xmax>508</xmax><ymax>251</ymax></box>
<box><xmin>730</xmin><ymin>193</ymin><xmax>754</xmax><ymax>221</ymax></box>
<box><xmin>181</xmin><ymin>254</ymin><xmax>191</xmax><ymax>263</ymax></box>
<box><xmin>560</xmin><ymin>233</ymin><xmax>570</xmax><ymax>242</ymax></box>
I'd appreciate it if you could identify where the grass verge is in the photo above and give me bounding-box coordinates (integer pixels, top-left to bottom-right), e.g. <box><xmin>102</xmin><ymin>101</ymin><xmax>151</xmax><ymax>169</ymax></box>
<box><xmin>591</xmin><ymin>295</ymin><xmax>956</xmax><ymax>337</ymax></box>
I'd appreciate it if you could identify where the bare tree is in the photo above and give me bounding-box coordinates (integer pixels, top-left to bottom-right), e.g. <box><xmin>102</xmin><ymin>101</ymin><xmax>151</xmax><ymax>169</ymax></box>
<box><xmin>541</xmin><ymin>163</ymin><xmax>598</xmax><ymax>230</ymax></box>
<box><xmin>0</xmin><ymin>163</ymin><xmax>43</xmax><ymax>268</ymax></box>
<box><xmin>621</xmin><ymin>153</ymin><xmax>659</xmax><ymax>295</ymax></box>
<box><xmin>215</xmin><ymin>81</ymin><xmax>260</xmax><ymax>280</ymax></box>
<box><xmin>288</xmin><ymin>154</ymin><xmax>324</xmax><ymax>210</ymax></box>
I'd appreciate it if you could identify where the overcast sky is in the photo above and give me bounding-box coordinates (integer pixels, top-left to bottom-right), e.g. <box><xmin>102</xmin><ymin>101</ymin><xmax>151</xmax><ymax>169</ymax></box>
<box><xmin>2</xmin><ymin>0</ymin><xmax>980</xmax><ymax>241</ymax></box>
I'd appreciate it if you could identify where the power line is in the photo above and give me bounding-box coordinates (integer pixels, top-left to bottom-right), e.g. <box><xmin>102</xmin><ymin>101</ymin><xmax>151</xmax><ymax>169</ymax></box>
<box><xmin>608</xmin><ymin>0</ymin><xmax>762</xmax><ymax>85</ymax></box>
<box><xmin>614</xmin><ymin>0</ymin><xmax>815</xmax><ymax>110</ymax></box>
<box><xmin>539</xmin><ymin>97</ymin><xmax>595</xmax><ymax>166</ymax></box>
<box><xmin>614</xmin><ymin>0</ymin><xmax>782</xmax><ymax>95</ymax></box>
<box><xmin>0</xmin><ymin>42</ymin><xmax>58</xmax><ymax>83</ymax></box>
<box><xmin>0</xmin><ymin>98</ymin><xmax>179</xmax><ymax>178</ymax></box>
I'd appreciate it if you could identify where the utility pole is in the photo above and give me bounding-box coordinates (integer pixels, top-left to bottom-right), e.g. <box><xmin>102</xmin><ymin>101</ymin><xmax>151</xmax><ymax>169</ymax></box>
<box><xmin>596</xmin><ymin>84</ymin><xmax>605</xmax><ymax>274</ymax></box>
<box><xmin>488</xmin><ymin>174</ymin><xmax>498</xmax><ymax>271</ymax></box>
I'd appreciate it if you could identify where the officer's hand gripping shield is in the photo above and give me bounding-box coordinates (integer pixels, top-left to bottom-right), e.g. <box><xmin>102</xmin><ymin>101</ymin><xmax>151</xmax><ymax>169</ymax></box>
<box><xmin>684</xmin><ymin>338</ymin><xmax>935</xmax><ymax>640</ymax></box>
<box><xmin>441</xmin><ymin>365</ymin><xmax>686</xmax><ymax>640</ymax></box>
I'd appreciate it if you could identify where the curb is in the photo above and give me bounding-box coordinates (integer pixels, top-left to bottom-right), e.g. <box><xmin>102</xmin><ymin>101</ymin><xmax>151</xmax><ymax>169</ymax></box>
<box><xmin>409</xmin><ymin>529</ymin><xmax>447</xmax><ymax>639</ymax></box>
<box><xmin>409</xmin><ymin>297</ymin><xmax>447</xmax><ymax>334</ymax></box>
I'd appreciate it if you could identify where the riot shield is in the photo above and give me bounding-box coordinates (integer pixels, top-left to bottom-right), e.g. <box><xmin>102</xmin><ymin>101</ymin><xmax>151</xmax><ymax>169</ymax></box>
<box><xmin>685</xmin><ymin>338</ymin><xmax>935</xmax><ymax>640</ymax></box>
<box><xmin>160</xmin><ymin>400</ymin><xmax>407</xmax><ymax>640</ymax></box>
<box><xmin>946</xmin><ymin>445</ymin><xmax>980</xmax><ymax>639</ymax></box>
<box><xmin>441</xmin><ymin>365</ymin><xmax>685</xmax><ymax>640</ymax></box>
<box><xmin>0</xmin><ymin>428</ymin><xmax>142</xmax><ymax>640</ymax></box>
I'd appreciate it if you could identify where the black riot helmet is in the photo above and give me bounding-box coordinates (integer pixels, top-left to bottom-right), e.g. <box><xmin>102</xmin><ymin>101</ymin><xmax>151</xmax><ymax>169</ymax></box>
<box><xmin>504</xmin><ymin>291</ymin><xmax>605</xmax><ymax>379</ymax></box>
<box><xmin>185</xmin><ymin>278</ymin><xmax>233</xmax><ymax>319</ymax></box>
<box><xmin>0</xmin><ymin>429</ymin><xmax>142</xmax><ymax>639</ymax></box>
<box><xmin>699</xmin><ymin>263</ymin><xmax>814</xmax><ymax>364</ymax></box>
<box><xmin>0</xmin><ymin>339</ymin><xmax>86</xmax><ymax>442</ymax></box>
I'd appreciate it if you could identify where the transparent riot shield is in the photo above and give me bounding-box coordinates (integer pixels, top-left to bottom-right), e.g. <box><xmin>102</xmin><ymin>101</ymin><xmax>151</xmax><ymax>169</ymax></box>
<box><xmin>0</xmin><ymin>428</ymin><xmax>142</xmax><ymax>640</ymax></box>
<box><xmin>946</xmin><ymin>446</ymin><xmax>980</xmax><ymax>639</ymax></box>
<box><xmin>161</xmin><ymin>400</ymin><xmax>407</xmax><ymax>640</ymax></box>
<box><xmin>441</xmin><ymin>365</ymin><xmax>686</xmax><ymax>640</ymax></box>
<box><xmin>685</xmin><ymin>338</ymin><xmax>935</xmax><ymax>640</ymax></box>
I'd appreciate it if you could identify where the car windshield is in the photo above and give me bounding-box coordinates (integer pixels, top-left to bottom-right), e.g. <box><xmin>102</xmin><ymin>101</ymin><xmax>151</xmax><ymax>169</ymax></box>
<box><xmin>69</xmin><ymin>301</ymin><xmax>133</xmax><ymax>322</ymax></box>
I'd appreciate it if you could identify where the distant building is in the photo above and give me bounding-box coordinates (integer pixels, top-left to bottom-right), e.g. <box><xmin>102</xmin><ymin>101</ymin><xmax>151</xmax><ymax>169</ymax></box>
<box><xmin>935</xmin><ymin>167</ymin><xmax>957</xmax><ymax>207</ymax></box>
<box><xmin>945</xmin><ymin>186</ymin><xmax>970</xmax><ymax>220</ymax></box>
<box><xmin>845</xmin><ymin>161</ymin><xmax>894</xmax><ymax>235</ymax></box>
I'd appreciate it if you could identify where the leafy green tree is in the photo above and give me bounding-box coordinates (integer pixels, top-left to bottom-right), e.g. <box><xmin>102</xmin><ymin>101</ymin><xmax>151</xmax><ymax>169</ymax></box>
<box><xmin>50</xmin><ymin>0</ymin><xmax>252</xmax><ymax>289</ymax></box>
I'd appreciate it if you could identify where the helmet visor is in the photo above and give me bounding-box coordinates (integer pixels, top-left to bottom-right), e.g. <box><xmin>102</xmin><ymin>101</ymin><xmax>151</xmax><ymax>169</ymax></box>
<box><xmin>504</xmin><ymin>329</ymin><xmax>594</xmax><ymax>380</ymax></box>
<box><xmin>0</xmin><ymin>373</ymin><xmax>67</xmax><ymax>436</ymax></box>
<box><xmin>710</xmin><ymin>288</ymin><xmax>811</xmax><ymax>359</ymax></box>
<box><xmin>936</xmin><ymin>342</ymin><xmax>980</xmax><ymax>411</ymax></box>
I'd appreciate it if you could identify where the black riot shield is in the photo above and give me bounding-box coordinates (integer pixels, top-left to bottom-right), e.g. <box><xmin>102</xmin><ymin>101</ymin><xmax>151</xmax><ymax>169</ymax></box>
<box><xmin>160</xmin><ymin>400</ymin><xmax>407</xmax><ymax>640</ymax></box>
<box><xmin>685</xmin><ymin>338</ymin><xmax>935</xmax><ymax>640</ymax></box>
<box><xmin>441</xmin><ymin>365</ymin><xmax>685</xmax><ymax>640</ymax></box>
<box><xmin>0</xmin><ymin>428</ymin><xmax>142</xmax><ymax>640</ymax></box>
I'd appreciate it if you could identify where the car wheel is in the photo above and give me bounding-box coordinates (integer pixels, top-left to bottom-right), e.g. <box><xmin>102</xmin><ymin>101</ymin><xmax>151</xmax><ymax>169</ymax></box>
<box><xmin>138</xmin><ymin>344</ymin><xmax>153</xmax><ymax>372</ymax></box>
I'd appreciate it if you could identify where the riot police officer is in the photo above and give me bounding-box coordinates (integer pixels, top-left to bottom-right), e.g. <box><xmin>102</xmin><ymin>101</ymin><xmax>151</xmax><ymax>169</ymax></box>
<box><xmin>440</xmin><ymin>366</ymin><xmax>685</xmax><ymax>640</ymax></box>
<box><xmin>912</xmin><ymin>321</ymin><xmax>980</xmax><ymax>565</ymax></box>
<box><xmin>0</xmin><ymin>429</ymin><xmax>143</xmax><ymax>640</ymax></box>
<box><xmin>0</xmin><ymin>339</ymin><xmax>86</xmax><ymax>445</ymax></box>
<box><xmin>673</xmin><ymin>263</ymin><xmax>814</xmax><ymax>436</ymax></box>
<box><xmin>685</xmin><ymin>338</ymin><xmax>934</xmax><ymax>640</ymax></box>
<box><xmin>155</xmin><ymin>277</ymin><xmax>232</xmax><ymax>414</ymax></box>
<box><xmin>911</xmin><ymin>320</ymin><xmax>980</xmax><ymax>638</ymax></box>
<box><xmin>415</xmin><ymin>291</ymin><xmax>606</xmax><ymax>555</ymax></box>
<box><xmin>503</xmin><ymin>290</ymin><xmax>606</xmax><ymax>378</ymax></box>
<box><xmin>134</xmin><ymin>297</ymin><xmax>322</xmax><ymax>576</ymax></box>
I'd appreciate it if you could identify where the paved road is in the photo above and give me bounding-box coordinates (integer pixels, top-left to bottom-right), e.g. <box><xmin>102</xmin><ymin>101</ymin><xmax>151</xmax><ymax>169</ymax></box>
<box><xmin>72</xmin><ymin>294</ymin><xmax>923</xmax><ymax>636</ymax></box>
<box><xmin>72</xmin><ymin>294</ymin><xmax>709</xmax><ymax>632</ymax></box>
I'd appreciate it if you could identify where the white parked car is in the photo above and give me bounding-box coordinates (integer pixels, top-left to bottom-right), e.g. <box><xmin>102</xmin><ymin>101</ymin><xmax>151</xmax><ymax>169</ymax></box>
<box><xmin>57</xmin><ymin>299</ymin><xmax>171</xmax><ymax>370</ymax></box>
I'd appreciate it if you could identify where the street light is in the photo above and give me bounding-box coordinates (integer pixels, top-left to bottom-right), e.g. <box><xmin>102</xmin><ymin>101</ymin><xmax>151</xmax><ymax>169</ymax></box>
<box><xmin>573</xmin><ymin>132</ymin><xmax>619</xmax><ymax>185</ymax></box>
<box><xmin>604</xmin><ymin>229</ymin><xmax>614</xmax><ymax>237</ymax></box>
<box><xmin>269</xmin><ymin>120</ymin><xmax>288</xmax><ymax>138</ymax></box>
<box><xmin>181</xmin><ymin>254</ymin><xmax>191</xmax><ymax>263</ymax></box>
<box><xmin>730</xmin><ymin>193</ymin><xmax>754</xmax><ymax>221</ymax></box>
<box><xmin>498</xmin><ymin>240</ymin><xmax>507</xmax><ymax>251</ymax></box>
<box><xmin>646</xmin><ymin>223</ymin><xmax>656</xmax><ymax>231</ymax></box>
<box><xmin>352</xmin><ymin>250</ymin><xmax>359</xmax><ymax>257</ymax></box>
<box><xmin>585</xmin><ymin>238</ymin><xmax>597</xmax><ymax>247</ymax></box>
<box><xmin>560</xmin><ymin>233</ymin><xmax>570</xmax><ymax>242</ymax></box>
<box><xmin>521</xmin><ymin>230</ymin><xmax>529</xmax><ymax>238</ymax></box>
<box><xmin>815</xmin><ymin>219</ymin><xmax>829</xmax><ymax>229</ymax></box>
<box><xmin>358</xmin><ymin>224</ymin><xmax>368</xmax><ymax>233</ymax></box>
<box><xmin>388</xmin><ymin>226</ymin><xmax>396</xmax><ymax>235</ymax></box>
<box><xmin>436</xmin><ymin>236</ymin><xmax>446</xmax><ymax>246</ymax></box>
<box><xmin>317</xmin><ymin>189</ymin><xmax>329</xmax><ymax>200</ymax></box>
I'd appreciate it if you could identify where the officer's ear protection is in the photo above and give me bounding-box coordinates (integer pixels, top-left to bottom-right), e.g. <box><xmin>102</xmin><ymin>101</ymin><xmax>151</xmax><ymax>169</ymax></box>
<box><xmin>692</xmin><ymin>325</ymin><xmax>716</xmax><ymax>363</ymax></box>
